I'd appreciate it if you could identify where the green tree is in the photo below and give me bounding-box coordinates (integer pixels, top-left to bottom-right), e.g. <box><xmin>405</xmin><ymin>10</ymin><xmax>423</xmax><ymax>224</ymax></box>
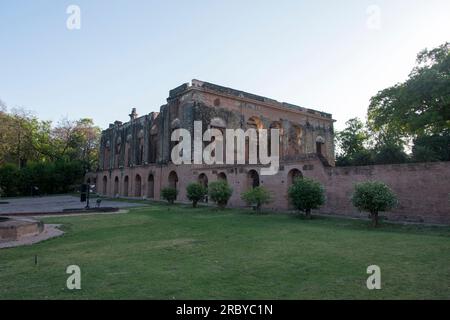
<box><xmin>368</xmin><ymin>43</ymin><xmax>450</xmax><ymax>139</ymax></box>
<box><xmin>288</xmin><ymin>178</ymin><xmax>325</xmax><ymax>219</ymax></box>
<box><xmin>186</xmin><ymin>182</ymin><xmax>207</xmax><ymax>208</ymax></box>
<box><xmin>161</xmin><ymin>187</ymin><xmax>178</xmax><ymax>204</ymax></box>
<box><xmin>351</xmin><ymin>181</ymin><xmax>398</xmax><ymax>227</ymax></box>
<box><xmin>373</xmin><ymin>143</ymin><xmax>408</xmax><ymax>165</ymax></box>
<box><xmin>335</xmin><ymin>118</ymin><xmax>373</xmax><ymax>166</ymax></box>
<box><xmin>208</xmin><ymin>180</ymin><xmax>233</xmax><ymax>209</ymax></box>
<box><xmin>412</xmin><ymin>135</ymin><xmax>450</xmax><ymax>162</ymax></box>
<box><xmin>241</xmin><ymin>186</ymin><xmax>272</xmax><ymax>213</ymax></box>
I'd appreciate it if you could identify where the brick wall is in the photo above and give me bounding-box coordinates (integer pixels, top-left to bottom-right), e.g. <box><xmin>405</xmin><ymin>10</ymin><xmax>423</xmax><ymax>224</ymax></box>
<box><xmin>319</xmin><ymin>162</ymin><xmax>450</xmax><ymax>224</ymax></box>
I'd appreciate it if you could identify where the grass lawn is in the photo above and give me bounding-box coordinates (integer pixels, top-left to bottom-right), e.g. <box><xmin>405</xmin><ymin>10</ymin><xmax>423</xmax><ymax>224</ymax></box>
<box><xmin>1</xmin><ymin>203</ymin><xmax>449</xmax><ymax>299</ymax></box>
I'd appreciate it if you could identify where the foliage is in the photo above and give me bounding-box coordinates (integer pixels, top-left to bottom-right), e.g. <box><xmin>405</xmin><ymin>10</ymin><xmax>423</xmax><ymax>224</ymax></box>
<box><xmin>412</xmin><ymin>134</ymin><xmax>450</xmax><ymax>162</ymax></box>
<box><xmin>0</xmin><ymin>104</ymin><xmax>101</xmax><ymax>197</ymax></box>
<box><xmin>368</xmin><ymin>42</ymin><xmax>450</xmax><ymax>138</ymax></box>
<box><xmin>288</xmin><ymin>178</ymin><xmax>325</xmax><ymax>218</ymax></box>
<box><xmin>208</xmin><ymin>180</ymin><xmax>233</xmax><ymax>209</ymax></box>
<box><xmin>0</xmin><ymin>105</ymin><xmax>100</xmax><ymax>171</ymax></box>
<box><xmin>241</xmin><ymin>186</ymin><xmax>272</xmax><ymax>213</ymax></box>
<box><xmin>0</xmin><ymin>160</ymin><xmax>84</xmax><ymax>197</ymax></box>
<box><xmin>186</xmin><ymin>182</ymin><xmax>207</xmax><ymax>208</ymax></box>
<box><xmin>161</xmin><ymin>187</ymin><xmax>178</xmax><ymax>204</ymax></box>
<box><xmin>372</xmin><ymin>143</ymin><xmax>408</xmax><ymax>165</ymax></box>
<box><xmin>351</xmin><ymin>181</ymin><xmax>398</xmax><ymax>227</ymax></box>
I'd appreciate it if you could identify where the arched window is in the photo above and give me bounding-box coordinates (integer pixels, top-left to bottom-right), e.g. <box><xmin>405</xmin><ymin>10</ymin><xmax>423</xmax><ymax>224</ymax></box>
<box><xmin>269</xmin><ymin>121</ymin><xmax>283</xmax><ymax>157</ymax></box>
<box><xmin>246</xmin><ymin>117</ymin><xmax>264</xmax><ymax>163</ymax></box>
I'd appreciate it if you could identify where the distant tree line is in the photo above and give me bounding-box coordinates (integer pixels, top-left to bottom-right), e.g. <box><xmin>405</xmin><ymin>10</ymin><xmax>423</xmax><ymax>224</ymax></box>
<box><xmin>335</xmin><ymin>42</ymin><xmax>450</xmax><ymax>166</ymax></box>
<box><xmin>0</xmin><ymin>105</ymin><xmax>101</xmax><ymax>197</ymax></box>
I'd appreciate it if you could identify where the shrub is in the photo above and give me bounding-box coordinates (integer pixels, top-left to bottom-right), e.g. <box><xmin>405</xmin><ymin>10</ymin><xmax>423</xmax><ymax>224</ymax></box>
<box><xmin>186</xmin><ymin>182</ymin><xmax>207</xmax><ymax>208</ymax></box>
<box><xmin>288</xmin><ymin>177</ymin><xmax>325</xmax><ymax>218</ymax></box>
<box><xmin>241</xmin><ymin>186</ymin><xmax>272</xmax><ymax>213</ymax></box>
<box><xmin>161</xmin><ymin>187</ymin><xmax>178</xmax><ymax>204</ymax></box>
<box><xmin>208</xmin><ymin>180</ymin><xmax>233</xmax><ymax>209</ymax></box>
<box><xmin>0</xmin><ymin>164</ymin><xmax>20</xmax><ymax>197</ymax></box>
<box><xmin>351</xmin><ymin>181</ymin><xmax>397</xmax><ymax>227</ymax></box>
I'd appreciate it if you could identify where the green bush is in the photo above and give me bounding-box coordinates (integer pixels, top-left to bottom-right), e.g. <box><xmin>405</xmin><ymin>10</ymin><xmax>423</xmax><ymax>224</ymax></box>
<box><xmin>241</xmin><ymin>186</ymin><xmax>272</xmax><ymax>213</ymax></box>
<box><xmin>161</xmin><ymin>187</ymin><xmax>178</xmax><ymax>204</ymax></box>
<box><xmin>208</xmin><ymin>180</ymin><xmax>233</xmax><ymax>209</ymax></box>
<box><xmin>186</xmin><ymin>182</ymin><xmax>207</xmax><ymax>208</ymax></box>
<box><xmin>351</xmin><ymin>181</ymin><xmax>397</xmax><ymax>227</ymax></box>
<box><xmin>288</xmin><ymin>177</ymin><xmax>325</xmax><ymax>218</ymax></box>
<box><xmin>0</xmin><ymin>163</ymin><xmax>20</xmax><ymax>197</ymax></box>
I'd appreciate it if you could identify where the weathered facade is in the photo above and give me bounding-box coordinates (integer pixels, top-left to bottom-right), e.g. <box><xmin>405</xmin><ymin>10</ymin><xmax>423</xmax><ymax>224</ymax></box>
<box><xmin>88</xmin><ymin>79</ymin><xmax>450</xmax><ymax>225</ymax></box>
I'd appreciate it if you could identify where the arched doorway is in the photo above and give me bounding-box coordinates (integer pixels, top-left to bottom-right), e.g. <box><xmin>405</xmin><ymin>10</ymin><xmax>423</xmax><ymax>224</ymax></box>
<box><xmin>217</xmin><ymin>172</ymin><xmax>227</xmax><ymax>182</ymax></box>
<box><xmin>198</xmin><ymin>173</ymin><xmax>208</xmax><ymax>188</ymax></box>
<box><xmin>147</xmin><ymin>174</ymin><xmax>155</xmax><ymax>199</ymax></box>
<box><xmin>123</xmin><ymin>176</ymin><xmax>129</xmax><ymax>197</ymax></box>
<box><xmin>287</xmin><ymin>169</ymin><xmax>303</xmax><ymax>209</ymax></box>
<box><xmin>114</xmin><ymin>176</ymin><xmax>119</xmax><ymax>196</ymax></box>
<box><xmin>102</xmin><ymin>176</ymin><xmax>108</xmax><ymax>195</ymax></box>
<box><xmin>316</xmin><ymin>136</ymin><xmax>325</xmax><ymax>156</ymax></box>
<box><xmin>288</xmin><ymin>169</ymin><xmax>303</xmax><ymax>186</ymax></box>
<box><xmin>135</xmin><ymin>174</ymin><xmax>142</xmax><ymax>197</ymax></box>
<box><xmin>168</xmin><ymin>171</ymin><xmax>178</xmax><ymax>193</ymax></box>
<box><xmin>198</xmin><ymin>173</ymin><xmax>208</xmax><ymax>203</ymax></box>
<box><xmin>247</xmin><ymin>170</ymin><xmax>260</xmax><ymax>189</ymax></box>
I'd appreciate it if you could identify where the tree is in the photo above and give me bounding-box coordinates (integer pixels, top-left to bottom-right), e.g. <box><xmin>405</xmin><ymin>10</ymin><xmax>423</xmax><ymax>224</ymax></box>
<box><xmin>161</xmin><ymin>187</ymin><xmax>178</xmax><ymax>204</ymax></box>
<box><xmin>412</xmin><ymin>134</ymin><xmax>450</xmax><ymax>162</ymax></box>
<box><xmin>208</xmin><ymin>180</ymin><xmax>233</xmax><ymax>209</ymax></box>
<box><xmin>335</xmin><ymin>118</ymin><xmax>373</xmax><ymax>166</ymax></box>
<box><xmin>351</xmin><ymin>181</ymin><xmax>397</xmax><ymax>227</ymax></box>
<box><xmin>373</xmin><ymin>143</ymin><xmax>408</xmax><ymax>165</ymax></box>
<box><xmin>288</xmin><ymin>178</ymin><xmax>325</xmax><ymax>219</ymax></box>
<box><xmin>241</xmin><ymin>186</ymin><xmax>272</xmax><ymax>213</ymax></box>
<box><xmin>186</xmin><ymin>182</ymin><xmax>207</xmax><ymax>208</ymax></box>
<box><xmin>368</xmin><ymin>43</ymin><xmax>450</xmax><ymax>139</ymax></box>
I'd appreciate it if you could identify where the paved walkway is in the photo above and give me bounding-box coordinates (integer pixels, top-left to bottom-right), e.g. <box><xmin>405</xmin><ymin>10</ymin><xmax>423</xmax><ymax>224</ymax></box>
<box><xmin>0</xmin><ymin>195</ymin><xmax>144</xmax><ymax>215</ymax></box>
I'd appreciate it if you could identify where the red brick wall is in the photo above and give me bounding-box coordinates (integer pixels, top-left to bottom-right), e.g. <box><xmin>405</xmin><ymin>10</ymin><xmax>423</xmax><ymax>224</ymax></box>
<box><xmin>91</xmin><ymin>161</ymin><xmax>450</xmax><ymax>225</ymax></box>
<box><xmin>319</xmin><ymin>162</ymin><xmax>450</xmax><ymax>224</ymax></box>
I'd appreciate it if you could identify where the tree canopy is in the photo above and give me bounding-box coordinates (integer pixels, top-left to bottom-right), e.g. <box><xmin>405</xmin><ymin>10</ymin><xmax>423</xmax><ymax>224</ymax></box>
<box><xmin>368</xmin><ymin>42</ymin><xmax>450</xmax><ymax>138</ymax></box>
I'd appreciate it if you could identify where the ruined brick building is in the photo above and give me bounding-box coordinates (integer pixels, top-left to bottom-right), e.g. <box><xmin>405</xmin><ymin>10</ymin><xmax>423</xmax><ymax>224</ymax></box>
<box><xmin>88</xmin><ymin>80</ymin><xmax>450</xmax><ymax>225</ymax></box>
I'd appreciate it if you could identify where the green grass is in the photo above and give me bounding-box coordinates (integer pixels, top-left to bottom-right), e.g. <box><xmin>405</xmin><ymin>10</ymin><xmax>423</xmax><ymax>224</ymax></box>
<box><xmin>1</xmin><ymin>204</ymin><xmax>449</xmax><ymax>300</ymax></box>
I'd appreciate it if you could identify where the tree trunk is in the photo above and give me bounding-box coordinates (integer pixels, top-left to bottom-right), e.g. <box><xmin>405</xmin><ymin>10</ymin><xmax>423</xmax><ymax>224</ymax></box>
<box><xmin>305</xmin><ymin>209</ymin><xmax>312</xmax><ymax>219</ymax></box>
<box><xmin>371</xmin><ymin>211</ymin><xmax>379</xmax><ymax>227</ymax></box>
<box><xmin>193</xmin><ymin>201</ymin><xmax>197</xmax><ymax>208</ymax></box>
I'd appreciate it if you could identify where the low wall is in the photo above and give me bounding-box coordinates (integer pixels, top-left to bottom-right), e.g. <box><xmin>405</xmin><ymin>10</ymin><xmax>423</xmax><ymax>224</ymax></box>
<box><xmin>89</xmin><ymin>160</ymin><xmax>450</xmax><ymax>225</ymax></box>
<box><xmin>320</xmin><ymin>162</ymin><xmax>450</xmax><ymax>224</ymax></box>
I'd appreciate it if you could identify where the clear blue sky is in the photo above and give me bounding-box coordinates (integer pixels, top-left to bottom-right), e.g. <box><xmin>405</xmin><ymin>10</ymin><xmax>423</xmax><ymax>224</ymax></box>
<box><xmin>1</xmin><ymin>0</ymin><xmax>449</xmax><ymax>130</ymax></box>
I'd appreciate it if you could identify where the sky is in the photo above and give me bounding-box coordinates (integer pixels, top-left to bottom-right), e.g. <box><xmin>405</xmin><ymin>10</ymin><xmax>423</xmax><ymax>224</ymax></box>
<box><xmin>1</xmin><ymin>0</ymin><xmax>449</xmax><ymax>130</ymax></box>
